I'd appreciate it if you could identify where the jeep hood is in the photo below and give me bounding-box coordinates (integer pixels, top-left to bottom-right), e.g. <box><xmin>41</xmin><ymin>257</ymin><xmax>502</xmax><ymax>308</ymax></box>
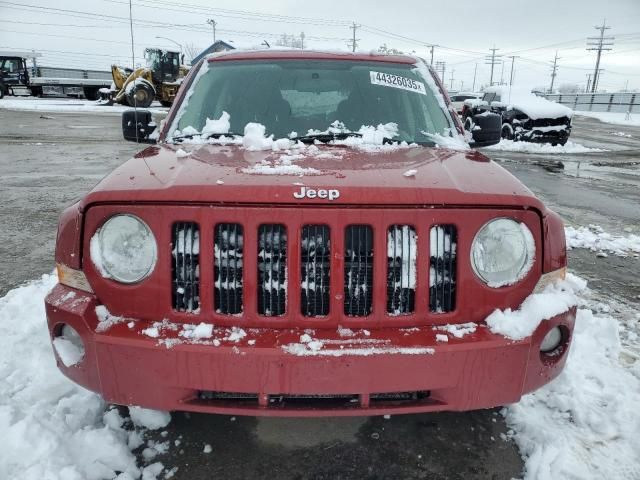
<box><xmin>82</xmin><ymin>144</ymin><xmax>544</xmax><ymax>211</ymax></box>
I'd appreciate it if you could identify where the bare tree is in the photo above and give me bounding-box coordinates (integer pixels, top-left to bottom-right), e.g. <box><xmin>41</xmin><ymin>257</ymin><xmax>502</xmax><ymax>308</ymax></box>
<box><xmin>183</xmin><ymin>43</ymin><xmax>202</xmax><ymax>63</ymax></box>
<box><xmin>378</xmin><ymin>44</ymin><xmax>404</xmax><ymax>55</ymax></box>
<box><xmin>275</xmin><ymin>33</ymin><xmax>304</xmax><ymax>49</ymax></box>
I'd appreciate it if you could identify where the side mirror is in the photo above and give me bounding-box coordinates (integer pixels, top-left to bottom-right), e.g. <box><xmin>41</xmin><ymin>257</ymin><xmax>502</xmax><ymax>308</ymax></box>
<box><xmin>466</xmin><ymin>112</ymin><xmax>501</xmax><ymax>148</ymax></box>
<box><xmin>122</xmin><ymin>109</ymin><xmax>156</xmax><ymax>143</ymax></box>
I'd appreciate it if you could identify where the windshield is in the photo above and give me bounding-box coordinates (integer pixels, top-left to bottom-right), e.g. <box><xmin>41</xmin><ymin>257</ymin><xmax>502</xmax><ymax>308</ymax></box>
<box><xmin>170</xmin><ymin>59</ymin><xmax>455</xmax><ymax>144</ymax></box>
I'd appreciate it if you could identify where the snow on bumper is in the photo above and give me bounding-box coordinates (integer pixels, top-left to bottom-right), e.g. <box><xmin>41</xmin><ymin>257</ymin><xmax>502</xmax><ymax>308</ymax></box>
<box><xmin>45</xmin><ymin>284</ymin><xmax>576</xmax><ymax>417</ymax></box>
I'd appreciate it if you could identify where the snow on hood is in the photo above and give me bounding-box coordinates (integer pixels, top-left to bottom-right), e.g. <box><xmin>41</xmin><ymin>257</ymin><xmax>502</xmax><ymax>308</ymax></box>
<box><xmin>484</xmin><ymin>86</ymin><xmax>573</xmax><ymax>120</ymax></box>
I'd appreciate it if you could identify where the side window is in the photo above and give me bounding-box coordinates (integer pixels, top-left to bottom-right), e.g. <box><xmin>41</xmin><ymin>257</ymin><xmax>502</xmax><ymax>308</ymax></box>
<box><xmin>482</xmin><ymin>92</ymin><xmax>496</xmax><ymax>103</ymax></box>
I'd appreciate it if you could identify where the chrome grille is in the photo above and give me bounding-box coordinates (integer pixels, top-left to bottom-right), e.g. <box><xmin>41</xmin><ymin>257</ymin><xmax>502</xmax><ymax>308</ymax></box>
<box><xmin>429</xmin><ymin>225</ymin><xmax>457</xmax><ymax>313</ymax></box>
<box><xmin>387</xmin><ymin>225</ymin><xmax>417</xmax><ymax>315</ymax></box>
<box><xmin>172</xmin><ymin>222</ymin><xmax>200</xmax><ymax>312</ymax></box>
<box><xmin>301</xmin><ymin>225</ymin><xmax>330</xmax><ymax>317</ymax></box>
<box><xmin>258</xmin><ymin>224</ymin><xmax>287</xmax><ymax>316</ymax></box>
<box><xmin>214</xmin><ymin>223</ymin><xmax>244</xmax><ymax>315</ymax></box>
<box><xmin>344</xmin><ymin>225</ymin><xmax>373</xmax><ymax>317</ymax></box>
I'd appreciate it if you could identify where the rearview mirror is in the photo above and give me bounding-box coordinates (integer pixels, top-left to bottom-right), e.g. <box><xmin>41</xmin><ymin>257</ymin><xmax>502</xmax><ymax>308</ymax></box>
<box><xmin>466</xmin><ymin>112</ymin><xmax>501</xmax><ymax>148</ymax></box>
<box><xmin>122</xmin><ymin>110</ymin><xmax>156</xmax><ymax>143</ymax></box>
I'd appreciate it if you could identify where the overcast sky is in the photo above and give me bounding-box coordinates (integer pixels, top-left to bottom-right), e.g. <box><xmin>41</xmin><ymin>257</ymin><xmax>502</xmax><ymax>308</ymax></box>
<box><xmin>1</xmin><ymin>0</ymin><xmax>639</xmax><ymax>91</ymax></box>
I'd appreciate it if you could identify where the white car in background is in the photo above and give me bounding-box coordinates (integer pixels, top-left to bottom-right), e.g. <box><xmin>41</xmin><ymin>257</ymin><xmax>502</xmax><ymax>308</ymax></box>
<box><xmin>449</xmin><ymin>92</ymin><xmax>482</xmax><ymax>115</ymax></box>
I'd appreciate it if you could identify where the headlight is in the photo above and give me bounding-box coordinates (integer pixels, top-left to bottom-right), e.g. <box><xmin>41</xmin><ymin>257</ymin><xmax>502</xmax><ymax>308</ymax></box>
<box><xmin>471</xmin><ymin>218</ymin><xmax>535</xmax><ymax>287</ymax></box>
<box><xmin>90</xmin><ymin>214</ymin><xmax>157</xmax><ymax>283</ymax></box>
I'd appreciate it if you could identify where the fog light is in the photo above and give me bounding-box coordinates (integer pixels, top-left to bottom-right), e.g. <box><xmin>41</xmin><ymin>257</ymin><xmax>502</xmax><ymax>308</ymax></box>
<box><xmin>53</xmin><ymin>324</ymin><xmax>85</xmax><ymax>367</ymax></box>
<box><xmin>540</xmin><ymin>326</ymin><xmax>563</xmax><ymax>353</ymax></box>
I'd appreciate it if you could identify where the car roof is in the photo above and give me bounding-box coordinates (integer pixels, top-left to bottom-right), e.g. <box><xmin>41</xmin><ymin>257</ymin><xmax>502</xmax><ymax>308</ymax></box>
<box><xmin>206</xmin><ymin>49</ymin><xmax>420</xmax><ymax>65</ymax></box>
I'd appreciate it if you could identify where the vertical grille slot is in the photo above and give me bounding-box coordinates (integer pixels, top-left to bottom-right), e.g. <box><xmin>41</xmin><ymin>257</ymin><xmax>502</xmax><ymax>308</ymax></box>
<box><xmin>258</xmin><ymin>224</ymin><xmax>287</xmax><ymax>316</ymax></box>
<box><xmin>344</xmin><ymin>225</ymin><xmax>373</xmax><ymax>316</ymax></box>
<box><xmin>214</xmin><ymin>223</ymin><xmax>244</xmax><ymax>315</ymax></box>
<box><xmin>301</xmin><ymin>225</ymin><xmax>330</xmax><ymax>317</ymax></box>
<box><xmin>172</xmin><ymin>222</ymin><xmax>200</xmax><ymax>312</ymax></box>
<box><xmin>387</xmin><ymin>225</ymin><xmax>417</xmax><ymax>315</ymax></box>
<box><xmin>429</xmin><ymin>225</ymin><xmax>457</xmax><ymax>313</ymax></box>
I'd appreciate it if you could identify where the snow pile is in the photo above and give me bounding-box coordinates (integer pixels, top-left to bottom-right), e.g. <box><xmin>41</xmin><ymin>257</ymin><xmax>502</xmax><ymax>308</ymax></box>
<box><xmin>486</xmin><ymin>274</ymin><xmax>583</xmax><ymax>340</ymax></box>
<box><xmin>0</xmin><ymin>274</ymin><xmax>174</xmax><ymax>480</ymax></box>
<box><xmin>128</xmin><ymin>408</ymin><xmax>171</xmax><ymax>430</ymax></box>
<box><xmin>576</xmin><ymin>111</ymin><xmax>640</xmax><ymax>127</ymax></box>
<box><xmin>485</xmin><ymin>139</ymin><xmax>605</xmax><ymax>154</ymax></box>
<box><xmin>484</xmin><ymin>86</ymin><xmax>573</xmax><ymax>120</ymax></box>
<box><xmin>565</xmin><ymin>225</ymin><xmax>640</xmax><ymax>257</ymax></box>
<box><xmin>505</xmin><ymin>288</ymin><xmax>640</xmax><ymax>479</ymax></box>
<box><xmin>283</xmin><ymin>342</ymin><xmax>435</xmax><ymax>357</ymax></box>
<box><xmin>0</xmin><ymin>98</ymin><xmax>168</xmax><ymax>115</ymax></box>
<box><xmin>421</xmin><ymin>130</ymin><xmax>470</xmax><ymax>150</ymax></box>
<box><xmin>201</xmin><ymin>111</ymin><xmax>231</xmax><ymax>136</ymax></box>
<box><xmin>435</xmin><ymin>322</ymin><xmax>477</xmax><ymax>339</ymax></box>
<box><xmin>52</xmin><ymin>336</ymin><xmax>84</xmax><ymax>367</ymax></box>
<box><xmin>241</xmin><ymin>156</ymin><xmax>322</xmax><ymax>176</ymax></box>
<box><xmin>95</xmin><ymin>305</ymin><xmax>127</xmax><ymax>332</ymax></box>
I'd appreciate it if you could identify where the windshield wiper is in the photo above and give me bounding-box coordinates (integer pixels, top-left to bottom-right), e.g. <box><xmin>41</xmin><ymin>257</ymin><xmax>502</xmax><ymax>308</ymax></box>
<box><xmin>295</xmin><ymin>132</ymin><xmax>363</xmax><ymax>144</ymax></box>
<box><xmin>172</xmin><ymin>132</ymin><xmax>243</xmax><ymax>142</ymax></box>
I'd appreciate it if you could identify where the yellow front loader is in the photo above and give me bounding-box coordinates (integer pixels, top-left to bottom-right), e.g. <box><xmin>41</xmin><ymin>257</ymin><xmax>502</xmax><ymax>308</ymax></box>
<box><xmin>100</xmin><ymin>48</ymin><xmax>189</xmax><ymax>108</ymax></box>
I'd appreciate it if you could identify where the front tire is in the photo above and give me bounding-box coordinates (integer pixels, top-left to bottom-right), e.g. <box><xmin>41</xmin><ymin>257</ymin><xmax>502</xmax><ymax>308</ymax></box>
<box><xmin>501</xmin><ymin>123</ymin><xmax>514</xmax><ymax>141</ymax></box>
<box><xmin>0</xmin><ymin>85</ymin><xmax>4</xmax><ymax>99</ymax></box>
<box><xmin>127</xmin><ymin>82</ymin><xmax>155</xmax><ymax>108</ymax></box>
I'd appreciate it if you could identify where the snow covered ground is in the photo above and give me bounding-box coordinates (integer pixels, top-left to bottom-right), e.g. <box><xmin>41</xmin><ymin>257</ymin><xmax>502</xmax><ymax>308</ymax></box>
<box><xmin>576</xmin><ymin>112</ymin><xmax>640</xmax><ymax>127</ymax></box>
<box><xmin>1</xmin><ymin>265</ymin><xmax>638</xmax><ymax>479</ymax></box>
<box><xmin>0</xmin><ymin>97</ymin><xmax>168</xmax><ymax>115</ymax></box>
<box><xmin>0</xmin><ymin>274</ymin><xmax>174</xmax><ymax>480</ymax></box>
<box><xmin>504</xmin><ymin>281</ymin><xmax>640</xmax><ymax>480</ymax></box>
<box><xmin>566</xmin><ymin>225</ymin><xmax>640</xmax><ymax>257</ymax></box>
<box><xmin>485</xmin><ymin>139</ymin><xmax>605</xmax><ymax>154</ymax></box>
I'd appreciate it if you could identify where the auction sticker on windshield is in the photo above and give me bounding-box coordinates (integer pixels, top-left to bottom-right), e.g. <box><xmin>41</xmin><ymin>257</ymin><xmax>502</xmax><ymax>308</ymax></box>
<box><xmin>370</xmin><ymin>71</ymin><xmax>426</xmax><ymax>95</ymax></box>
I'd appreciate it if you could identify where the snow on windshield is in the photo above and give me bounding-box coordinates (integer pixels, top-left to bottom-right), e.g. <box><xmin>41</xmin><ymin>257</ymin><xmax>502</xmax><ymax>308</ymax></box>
<box><xmin>167</xmin><ymin>58</ymin><xmax>465</xmax><ymax>147</ymax></box>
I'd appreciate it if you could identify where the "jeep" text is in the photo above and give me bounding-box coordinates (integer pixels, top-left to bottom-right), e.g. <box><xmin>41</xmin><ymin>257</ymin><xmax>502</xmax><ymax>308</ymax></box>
<box><xmin>293</xmin><ymin>186</ymin><xmax>340</xmax><ymax>201</ymax></box>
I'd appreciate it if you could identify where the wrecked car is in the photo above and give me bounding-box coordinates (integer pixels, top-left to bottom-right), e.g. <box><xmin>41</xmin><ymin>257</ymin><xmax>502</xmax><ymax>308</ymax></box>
<box><xmin>45</xmin><ymin>50</ymin><xmax>574</xmax><ymax>416</ymax></box>
<box><xmin>461</xmin><ymin>86</ymin><xmax>573</xmax><ymax>146</ymax></box>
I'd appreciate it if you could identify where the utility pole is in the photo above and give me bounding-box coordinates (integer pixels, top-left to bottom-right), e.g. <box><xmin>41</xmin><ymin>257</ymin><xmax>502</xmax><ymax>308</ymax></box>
<box><xmin>587</xmin><ymin>20</ymin><xmax>614</xmax><ymax>93</ymax></box>
<box><xmin>300</xmin><ymin>32</ymin><xmax>305</xmax><ymax>50</ymax></box>
<box><xmin>585</xmin><ymin>73</ymin><xmax>592</xmax><ymax>93</ymax></box>
<box><xmin>429</xmin><ymin>45</ymin><xmax>435</xmax><ymax>65</ymax></box>
<box><xmin>472</xmin><ymin>63</ymin><xmax>478</xmax><ymax>91</ymax></box>
<box><xmin>435</xmin><ymin>61</ymin><xmax>446</xmax><ymax>83</ymax></box>
<box><xmin>348</xmin><ymin>22</ymin><xmax>360</xmax><ymax>52</ymax></box>
<box><xmin>549</xmin><ymin>51</ymin><xmax>560</xmax><ymax>93</ymax></box>
<box><xmin>507</xmin><ymin>55</ymin><xmax>518</xmax><ymax>86</ymax></box>
<box><xmin>207</xmin><ymin>18</ymin><xmax>217</xmax><ymax>43</ymax></box>
<box><xmin>449</xmin><ymin>68</ymin><xmax>455</xmax><ymax>90</ymax></box>
<box><xmin>485</xmin><ymin>47</ymin><xmax>501</xmax><ymax>86</ymax></box>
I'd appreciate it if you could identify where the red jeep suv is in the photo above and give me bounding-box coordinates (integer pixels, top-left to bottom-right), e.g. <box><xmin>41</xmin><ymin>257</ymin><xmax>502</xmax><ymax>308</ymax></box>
<box><xmin>45</xmin><ymin>50</ymin><xmax>573</xmax><ymax>416</ymax></box>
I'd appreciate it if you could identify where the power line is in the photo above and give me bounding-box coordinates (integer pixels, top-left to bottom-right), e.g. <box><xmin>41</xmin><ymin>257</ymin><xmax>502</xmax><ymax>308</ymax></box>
<box><xmin>587</xmin><ymin>19</ymin><xmax>614</xmax><ymax>93</ymax></box>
